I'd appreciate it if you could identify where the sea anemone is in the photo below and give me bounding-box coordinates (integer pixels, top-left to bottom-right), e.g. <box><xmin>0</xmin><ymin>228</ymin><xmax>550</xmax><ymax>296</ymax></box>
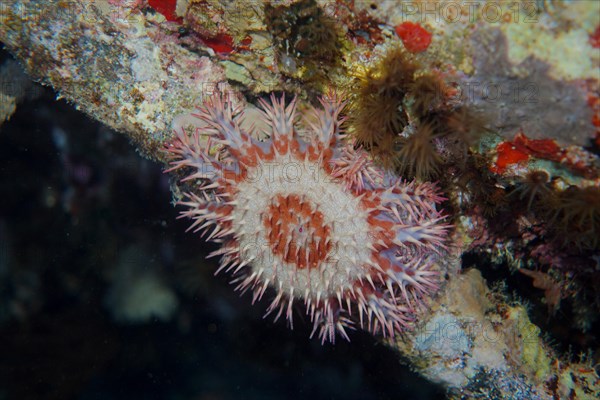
<box><xmin>479</xmin><ymin>186</ymin><xmax>509</xmax><ymax>218</ymax></box>
<box><xmin>373</xmin><ymin>46</ymin><xmax>419</xmax><ymax>97</ymax></box>
<box><xmin>549</xmin><ymin>186</ymin><xmax>600</xmax><ymax>250</ymax></box>
<box><xmin>346</xmin><ymin>45</ymin><xmax>486</xmax><ymax>178</ymax></box>
<box><xmin>347</xmin><ymin>46</ymin><xmax>418</xmax><ymax>151</ymax></box>
<box><xmin>351</xmin><ymin>92</ymin><xmax>406</xmax><ymax>147</ymax></box>
<box><xmin>439</xmin><ymin>107</ymin><xmax>488</xmax><ymax>146</ymax></box>
<box><xmin>165</xmin><ymin>93</ymin><xmax>449</xmax><ymax>343</ymax></box>
<box><xmin>511</xmin><ymin>170</ymin><xmax>552</xmax><ymax>211</ymax></box>
<box><xmin>395</xmin><ymin>122</ymin><xmax>442</xmax><ymax>180</ymax></box>
<box><xmin>408</xmin><ymin>73</ymin><xmax>447</xmax><ymax>118</ymax></box>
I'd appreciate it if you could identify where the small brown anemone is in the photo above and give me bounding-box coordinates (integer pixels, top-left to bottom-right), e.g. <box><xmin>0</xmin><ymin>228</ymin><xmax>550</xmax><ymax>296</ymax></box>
<box><xmin>395</xmin><ymin>122</ymin><xmax>442</xmax><ymax>180</ymax></box>
<box><xmin>372</xmin><ymin>46</ymin><xmax>419</xmax><ymax>97</ymax></box>
<box><xmin>370</xmin><ymin>133</ymin><xmax>399</xmax><ymax>170</ymax></box>
<box><xmin>479</xmin><ymin>186</ymin><xmax>509</xmax><ymax>218</ymax></box>
<box><xmin>408</xmin><ymin>73</ymin><xmax>447</xmax><ymax>118</ymax></box>
<box><xmin>512</xmin><ymin>170</ymin><xmax>553</xmax><ymax>212</ymax></box>
<box><xmin>351</xmin><ymin>93</ymin><xmax>406</xmax><ymax>148</ymax></box>
<box><xmin>346</xmin><ymin>46</ymin><xmax>418</xmax><ymax>150</ymax></box>
<box><xmin>452</xmin><ymin>154</ymin><xmax>499</xmax><ymax>210</ymax></box>
<box><xmin>439</xmin><ymin>106</ymin><xmax>489</xmax><ymax>147</ymax></box>
<box><xmin>550</xmin><ymin>185</ymin><xmax>600</xmax><ymax>250</ymax></box>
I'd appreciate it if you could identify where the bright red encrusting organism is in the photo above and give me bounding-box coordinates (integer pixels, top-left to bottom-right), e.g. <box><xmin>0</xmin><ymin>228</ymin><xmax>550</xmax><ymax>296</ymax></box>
<box><xmin>491</xmin><ymin>132</ymin><xmax>565</xmax><ymax>173</ymax></box>
<box><xmin>240</xmin><ymin>35</ymin><xmax>253</xmax><ymax>48</ymax></box>
<box><xmin>148</xmin><ymin>0</ymin><xmax>181</xmax><ymax>22</ymax></box>
<box><xmin>165</xmin><ymin>93</ymin><xmax>450</xmax><ymax>343</ymax></box>
<box><xmin>593</xmin><ymin>114</ymin><xmax>600</xmax><ymax>128</ymax></box>
<box><xmin>201</xmin><ymin>33</ymin><xmax>235</xmax><ymax>54</ymax></box>
<box><xmin>395</xmin><ymin>22</ymin><xmax>432</xmax><ymax>53</ymax></box>
<box><xmin>587</xmin><ymin>93</ymin><xmax>600</xmax><ymax>147</ymax></box>
<box><xmin>145</xmin><ymin>0</ymin><xmax>248</xmax><ymax>55</ymax></box>
<box><xmin>491</xmin><ymin>132</ymin><xmax>598</xmax><ymax>178</ymax></box>
<box><xmin>513</xmin><ymin>132</ymin><xmax>562</xmax><ymax>162</ymax></box>
<box><xmin>198</xmin><ymin>34</ymin><xmax>252</xmax><ymax>55</ymax></box>
<box><xmin>594</xmin><ymin>116</ymin><xmax>600</xmax><ymax>147</ymax></box>
<box><xmin>491</xmin><ymin>141</ymin><xmax>529</xmax><ymax>173</ymax></box>
<box><xmin>589</xmin><ymin>25</ymin><xmax>600</xmax><ymax>48</ymax></box>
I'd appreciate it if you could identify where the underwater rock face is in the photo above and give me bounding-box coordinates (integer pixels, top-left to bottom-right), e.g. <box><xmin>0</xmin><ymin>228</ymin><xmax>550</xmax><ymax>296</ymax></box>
<box><xmin>465</xmin><ymin>28</ymin><xmax>595</xmax><ymax>147</ymax></box>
